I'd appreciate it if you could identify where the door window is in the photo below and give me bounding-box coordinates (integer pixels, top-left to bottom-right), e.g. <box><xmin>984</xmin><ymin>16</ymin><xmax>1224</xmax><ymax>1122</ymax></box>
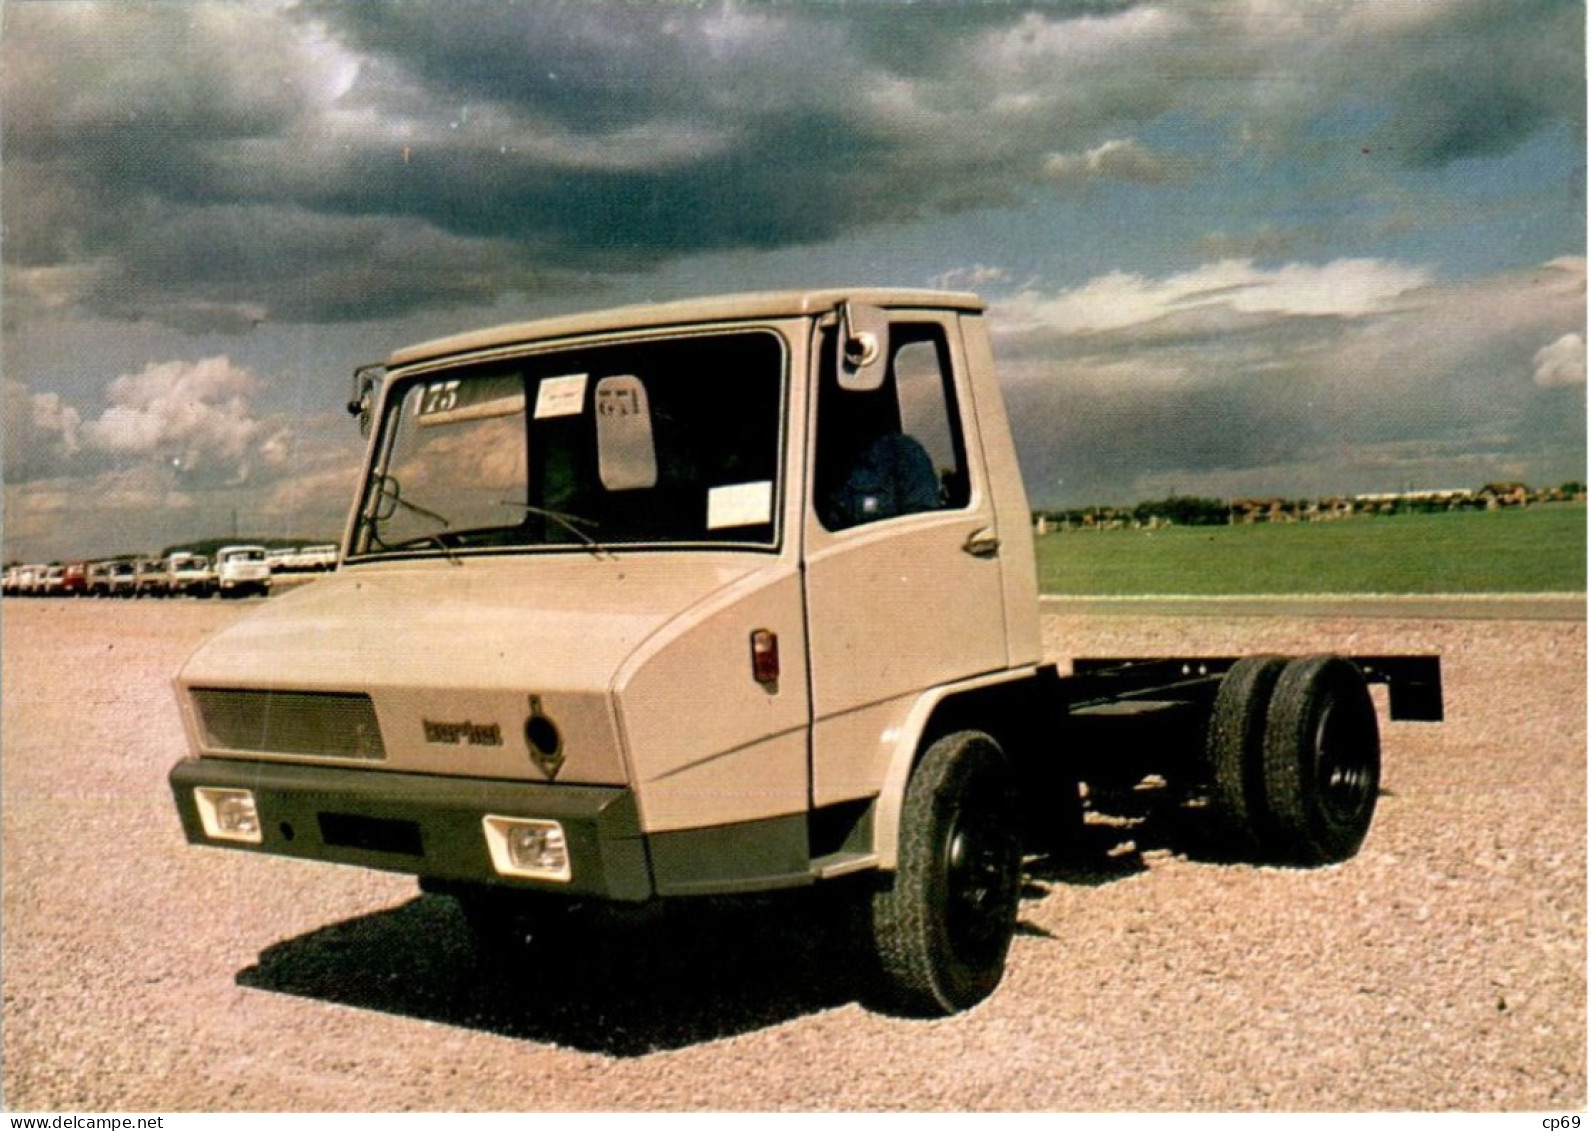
<box><xmin>815</xmin><ymin>322</ymin><xmax>970</xmax><ymax>531</ymax></box>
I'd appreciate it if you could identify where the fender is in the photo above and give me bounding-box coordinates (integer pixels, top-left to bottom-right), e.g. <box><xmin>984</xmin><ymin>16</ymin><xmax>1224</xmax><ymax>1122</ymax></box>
<box><xmin>868</xmin><ymin>665</ymin><xmax>1045</xmax><ymax>869</ymax></box>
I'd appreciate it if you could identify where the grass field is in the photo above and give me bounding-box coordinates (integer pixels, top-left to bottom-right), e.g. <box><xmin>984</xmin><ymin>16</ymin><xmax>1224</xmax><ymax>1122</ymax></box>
<box><xmin>1034</xmin><ymin>502</ymin><xmax>1586</xmax><ymax>595</ymax></box>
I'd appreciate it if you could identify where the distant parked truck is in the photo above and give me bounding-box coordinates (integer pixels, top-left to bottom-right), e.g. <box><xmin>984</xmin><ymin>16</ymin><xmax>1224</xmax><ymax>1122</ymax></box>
<box><xmin>86</xmin><ymin>561</ymin><xmax>123</xmax><ymax>597</ymax></box>
<box><xmin>279</xmin><ymin>543</ymin><xmax>339</xmax><ymax>572</ymax></box>
<box><xmin>266</xmin><ymin>547</ymin><xmax>297</xmax><ymax>572</ymax></box>
<box><xmin>15</xmin><ymin>564</ymin><xmax>47</xmax><ymax>595</ymax></box>
<box><xmin>134</xmin><ymin>557</ymin><xmax>169</xmax><ymax>598</ymax></box>
<box><xmin>60</xmin><ymin>561</ymin><xmax>90</xmax><ymax>596</ymax></box>
<box><xmin>215</xmin><ymin>545</ymin><xmax>272</xmax><ymax>598</ymax></box>
<box><xmin>104</xmin><ymin>560</ymin><xmax>138</xmax><ymax>597</ymax></box>
<box><xmin>263</xmin><ymin>544</ymin><xmax>339</xmax><ymax>573</ymax></box>
<box><xmin>86</xmin><ymin>561</ymin><xmax>112</xmax><ymax>596</ymax></box>
<box><xmin>165</xmin><ymin>552</ymin><xmax>215</xmax><ymax>598</ymax></box>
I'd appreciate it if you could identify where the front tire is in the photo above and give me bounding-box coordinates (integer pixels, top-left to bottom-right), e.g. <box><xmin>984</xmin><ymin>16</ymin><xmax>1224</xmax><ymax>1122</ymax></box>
<box><xmin>871</xmin><ymin>730</ymin><xmax>1023</xmax><ymax>1015</ymax></box>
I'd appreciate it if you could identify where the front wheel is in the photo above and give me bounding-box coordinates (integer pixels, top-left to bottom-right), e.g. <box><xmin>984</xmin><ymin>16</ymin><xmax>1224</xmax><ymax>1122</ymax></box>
<box><xmin>870</xmin><ymin>730</ymin><xmax>1023</xmax><ymax>1015</ymax></box>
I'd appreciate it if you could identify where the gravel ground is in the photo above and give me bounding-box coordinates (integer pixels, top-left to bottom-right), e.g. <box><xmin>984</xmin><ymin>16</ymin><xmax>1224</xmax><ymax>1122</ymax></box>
<box><xmin>2</xmin><ymin>597</ymin><xmax>1584</xmax><ymax>1112</ymax></box>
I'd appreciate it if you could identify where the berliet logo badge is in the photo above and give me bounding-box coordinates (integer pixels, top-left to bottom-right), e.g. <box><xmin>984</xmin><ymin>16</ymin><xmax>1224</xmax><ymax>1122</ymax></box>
<box><xmin>525</xmin><ymin>695</ymin><xmax>565</xmax><ymax>779</ymax></box>
<box><xmin>422</xmin><ymin>719</ymin><xmax>503</xmax><ymax>746</ymax></box>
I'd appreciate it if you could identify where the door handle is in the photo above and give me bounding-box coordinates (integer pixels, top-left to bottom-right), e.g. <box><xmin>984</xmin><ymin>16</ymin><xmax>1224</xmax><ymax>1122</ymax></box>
<box><xmin>962</xmin><ymin>529</ymin><xmax>1001</xmax><ymax>558</ymax></box>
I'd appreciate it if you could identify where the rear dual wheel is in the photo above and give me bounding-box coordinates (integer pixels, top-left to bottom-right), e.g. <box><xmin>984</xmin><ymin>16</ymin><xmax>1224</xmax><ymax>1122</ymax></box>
<box><xmin>1262</xmin><ymin>655</ymin><xmax>1381</xmax><ymax>865</ymax></box>
<box><xmin>1204</xmin><ymin>655</ymin><xmax>1380</xmax><ymax>866</ymax></box>
<box><xmin>1205</xmin><ymin>655</ymin><xmax>1287</xmax><ymax>857</ymax></box>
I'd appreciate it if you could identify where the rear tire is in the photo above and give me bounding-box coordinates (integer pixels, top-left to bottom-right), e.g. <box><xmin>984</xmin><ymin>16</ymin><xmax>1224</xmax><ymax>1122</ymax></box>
<box><xmin>1203</xmin><ymin>656</ymin><xmax>1287</xmax><ymax>858</ymax></box>
<box><xmin>1261</xmin><ymin>656</ymin><xmax>1381</xmax><ymax>865</ymax></box>
<box><xmin>871</xmin><ymin>730</ymin><xmax>1023</xmax><ymax>1015</ymax></box>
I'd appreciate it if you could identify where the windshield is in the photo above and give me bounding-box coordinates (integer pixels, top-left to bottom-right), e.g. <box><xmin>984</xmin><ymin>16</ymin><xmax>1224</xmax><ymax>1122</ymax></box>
<box><xmin>351</xmin><ymin>330</ymin><xmax>785</xmax><ymax>559</ymax></box>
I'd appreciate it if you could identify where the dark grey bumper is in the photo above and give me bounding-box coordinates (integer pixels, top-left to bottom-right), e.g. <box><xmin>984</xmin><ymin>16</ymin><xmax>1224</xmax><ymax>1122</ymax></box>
<box><xmin>169</xmin><ymin>758</ymin><xmax>652</xmax><ymax>900</ymax></box>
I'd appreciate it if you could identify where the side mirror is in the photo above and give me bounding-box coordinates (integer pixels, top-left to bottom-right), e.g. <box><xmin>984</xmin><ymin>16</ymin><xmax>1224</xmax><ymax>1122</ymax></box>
<box><xmin>837</xmin><ymin>301</ymin><xmax>889</xmax><ymax>392</ymax></box>
<box><xmin>347</xmin><ymin>364</ymin><xmax>385</xmax><ymax>438</ymax></box>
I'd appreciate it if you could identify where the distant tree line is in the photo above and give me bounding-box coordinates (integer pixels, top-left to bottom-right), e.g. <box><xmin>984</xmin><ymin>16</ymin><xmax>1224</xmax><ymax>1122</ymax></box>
<box><xmin>1037</xmin><ymin>481</ymin><xmax>1587</xmax><ymax>532</ymax></box>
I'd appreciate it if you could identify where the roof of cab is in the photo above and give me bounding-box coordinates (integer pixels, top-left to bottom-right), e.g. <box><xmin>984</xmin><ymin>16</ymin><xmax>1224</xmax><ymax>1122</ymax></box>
<box><xmin>387</xmin><ymin>288</ymin><xmax>985</xmax><ymax>368</ymax></box>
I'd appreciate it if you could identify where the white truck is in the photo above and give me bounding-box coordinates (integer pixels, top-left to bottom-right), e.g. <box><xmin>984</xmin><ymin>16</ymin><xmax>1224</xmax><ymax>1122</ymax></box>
<box><xmin>169</xmin><ymin>290</ymin><xmax>1441</xmax><ymax>1014</ymax></box>
<box><xmin>165</xmin><ymin>551</ymin><xmax>216</xmax><ymax>598</ymax></box>
<box><xmin>214</xmin><ymin>545</ymin><xmax>273</xmax><ymax>598</ymax></box>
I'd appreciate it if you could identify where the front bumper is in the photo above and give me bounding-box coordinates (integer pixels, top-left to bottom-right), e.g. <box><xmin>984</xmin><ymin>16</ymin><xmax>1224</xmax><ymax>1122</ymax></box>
<box><xmin>169</xmin><ymin>758</ymin><xmax>652</xmax><ymax>900</ymax></box>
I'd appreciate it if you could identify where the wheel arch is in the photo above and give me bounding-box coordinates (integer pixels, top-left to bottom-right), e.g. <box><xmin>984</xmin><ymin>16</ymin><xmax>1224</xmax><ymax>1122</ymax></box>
<box><xmin>868</xmin><ymin>667</ymin><xmax>1049</xmax><ymax>869</ymax></box>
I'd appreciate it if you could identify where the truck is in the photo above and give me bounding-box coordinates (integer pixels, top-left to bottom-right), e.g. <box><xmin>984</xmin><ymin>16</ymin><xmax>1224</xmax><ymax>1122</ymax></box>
<box><xmin>133</xmin><ymin>556</ymin><xmax>169</xmax><ymax>598</ymax></box>
<box><xmin>165</xmin><ymin>551</ymin><xmax>215</xmax><ymax>598</ymax></box>
<box><xmin>214</xmin><ymin>545</ymin><xmax>273</xmax><ymax>598</ymax></box>
<box><xmin>168</xmin><ymin>289</ymin><xmax>1442</xmax><ymax>1015</ymax></box>
<box><xmin>60</xmin><ymin>560</ymin><xmax>90</xmax><ymax>597</ymax></box>
<box><xmin>87</xmin><ymin>559</ymin><xmax>136</xmax><ymax>597</ymax></box>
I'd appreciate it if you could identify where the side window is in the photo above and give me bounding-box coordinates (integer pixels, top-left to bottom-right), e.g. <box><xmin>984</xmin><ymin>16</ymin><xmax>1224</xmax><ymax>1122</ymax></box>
<box><xmin>816</xmin><ymin>322</ymin><xmax>971</xmax><ymax>531</ymax></box>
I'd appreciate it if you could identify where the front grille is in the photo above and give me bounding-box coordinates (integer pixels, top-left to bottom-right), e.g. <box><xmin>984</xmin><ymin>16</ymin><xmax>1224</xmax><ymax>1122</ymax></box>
<box><xmin>193</xmin><ymin>688</ymin><xmax>385</xmax><ymax>760</ymax></box>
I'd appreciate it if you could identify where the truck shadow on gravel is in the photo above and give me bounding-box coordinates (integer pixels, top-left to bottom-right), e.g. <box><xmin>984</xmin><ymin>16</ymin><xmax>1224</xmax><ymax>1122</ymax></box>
<box><xmin>237</xmin><ymin>887</ymin><xmax>880</xmax><ymax>1056</ymax></box>
<box><xmin>236</xmin><ymin>799</ymin><xmax>1243</xmax><ymax>1054</ymax></box>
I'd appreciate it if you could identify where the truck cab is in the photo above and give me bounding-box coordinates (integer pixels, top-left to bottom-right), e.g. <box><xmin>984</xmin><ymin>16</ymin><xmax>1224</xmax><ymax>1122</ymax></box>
<box><xmin>169</xmin><ymin>290</ymin><xmax>1439</xmax><ymax>1014</ymax></box>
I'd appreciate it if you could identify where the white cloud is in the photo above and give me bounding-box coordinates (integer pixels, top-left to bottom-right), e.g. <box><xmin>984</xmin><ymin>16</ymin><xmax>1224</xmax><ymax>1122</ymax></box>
<box><xmin>6</xmin><ymin>357</ymin><xmax>303</xmax><ymax>491</ymax></box>
<box><xmin>29</xmin><ymin>389</ymin><xmax>84</xmax><ymax>454</ymax></box>
<box><xmin>3</xmin><ymin>379</ymin><xmax>85</xmax><ymax>480</ymax></box>
<box><xmin>931</xmin><ymin>264</ymin><xmax>1010</xmax><ymax>292</ymax></box>
<box><xmin>1533</xmin><ymin>332</ymin><xmax>1587</xmax><ymax>388</ymax></box>
<box><xmin>83</xmin><ymin>357</ymin><xmax>264</xmax><ymax>479</ymax></box>
<box><xmin>997</xmin><ymin>258</ymin><xmax>1435</xmax><ymax>337</ymax></box>
<box><xmin>1042</xmin><ymin>139</ymin><xmax>1189</xmax><ymax>186</ymax></box>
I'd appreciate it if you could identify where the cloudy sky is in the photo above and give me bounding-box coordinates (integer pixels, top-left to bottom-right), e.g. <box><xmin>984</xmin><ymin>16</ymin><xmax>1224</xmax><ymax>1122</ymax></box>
<box><xmin>3</xmin><ymin>0</ymin><xmax>1585</xmax><ymax>561</ymax></box>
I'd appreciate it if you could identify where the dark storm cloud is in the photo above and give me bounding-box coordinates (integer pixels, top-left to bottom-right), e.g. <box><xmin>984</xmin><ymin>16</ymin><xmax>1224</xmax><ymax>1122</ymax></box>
<box><xmin>1369</xmin><ymin>0</ymin><xmax>1585</xmax><ymax>168</ymax></box>
<box><xmin>71</xmin><ymin>205</ymin><xmax>603</xmax><ymax>332</ymax></box>
<box><xmin>2</xmin><ymin>1</ymin><xmax>1583</xmax><ymax>333</ymax></box>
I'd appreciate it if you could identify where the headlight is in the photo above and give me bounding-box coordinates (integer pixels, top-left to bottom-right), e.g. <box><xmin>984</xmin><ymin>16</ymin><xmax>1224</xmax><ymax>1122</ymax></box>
<box><xmin>194</xmin><ymin>787</ymin><xmax>262</xmax><ymax>843</ymax></box>
<box><xmin>482</xmin><ymin>816</ymin><xmax>571</xmax><ymax>882</ymax></box>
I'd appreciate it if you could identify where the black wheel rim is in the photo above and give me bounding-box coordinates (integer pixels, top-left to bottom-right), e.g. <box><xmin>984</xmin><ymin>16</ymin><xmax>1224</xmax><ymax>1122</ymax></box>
<box><xmin>941</xmin><ymin>794</ymin><xmax>1016</xmax><ymax>966</ymax></box>
<box><xmin>1313</xmin><ymin>699</ymin><xmax>1375</xmax><ymax>826</ymax></box>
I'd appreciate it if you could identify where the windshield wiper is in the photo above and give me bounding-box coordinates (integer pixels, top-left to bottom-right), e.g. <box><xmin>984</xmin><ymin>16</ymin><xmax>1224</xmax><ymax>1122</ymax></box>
<box><xmin>497</xmin><ymin>501</ymin><xmax>615</xmax><ymax>560</ymax></box>
<box><xmin>377</xmin><ymin>475</ymin><xmax>451</xmax><ymax>529</ymax></box>
<box><xmin>367</xmin><ymin>475</ymin><xmax>459</xmax><ymax>562</ymax></box>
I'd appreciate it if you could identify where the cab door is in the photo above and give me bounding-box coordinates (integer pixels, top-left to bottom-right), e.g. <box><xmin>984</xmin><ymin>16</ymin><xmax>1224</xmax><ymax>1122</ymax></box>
<box><xmin>802</xmin><ymin>312</ymin><xmax>1010</xmax><ymax>807</ymax></box>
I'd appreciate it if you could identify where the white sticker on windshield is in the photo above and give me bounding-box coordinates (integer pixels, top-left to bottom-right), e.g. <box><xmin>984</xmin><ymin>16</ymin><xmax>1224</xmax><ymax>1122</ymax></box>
<box><xmin>534</xmin><ymin>373</ymin><xmax>588</xmax><ymax>419</ymax></box>
<box><xmin>707</xmin><ymin>481</ymin><xmax>774</xmax><ymax>530</ymax></box>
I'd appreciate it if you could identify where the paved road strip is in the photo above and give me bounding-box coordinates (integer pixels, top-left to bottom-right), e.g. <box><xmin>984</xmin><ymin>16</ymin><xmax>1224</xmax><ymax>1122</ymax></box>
<box><xmin>1040</xmin><ymin>593</ymin><xmax>1586</xmax><ymax>621</ymax></box>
